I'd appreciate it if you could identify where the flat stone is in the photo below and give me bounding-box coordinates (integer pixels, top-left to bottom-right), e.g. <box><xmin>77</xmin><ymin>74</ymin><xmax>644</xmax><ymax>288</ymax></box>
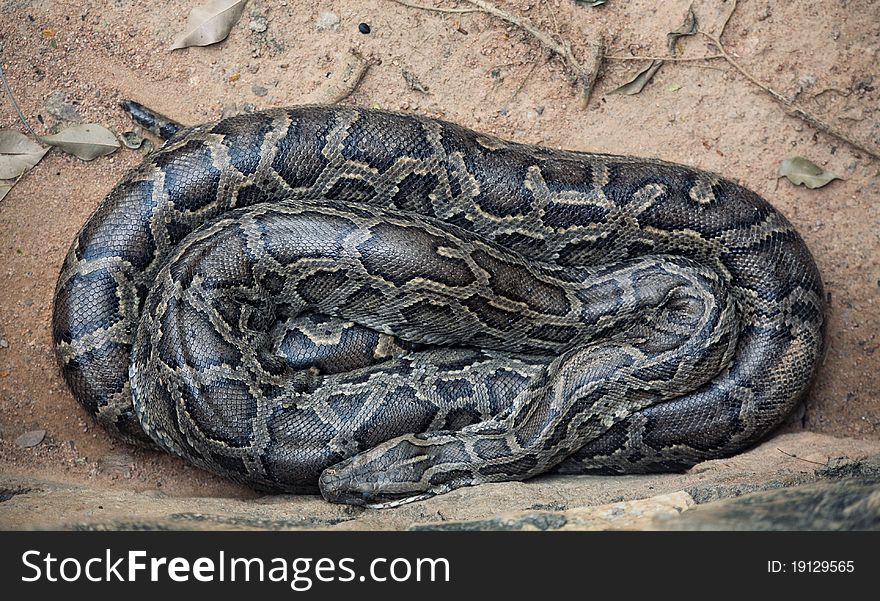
<box><xmin>654</xmin><ymin>480</ymin><xmax>880</xmax><ymax>530</ymax></box>
<box><xmin>316</xmin><ymin>11</ymin><xmax>340</xmax><ymax>31</ymax></box>
<box><xmin>0</xmin><ymin>433</ymin><xmax>878</xmax><ymax>530</ymax></box>
<box><xmin>44</xmin><ymin>91</ymin><xmax>81</xmax><ymax>122</ymax></box>
<box><xmin>410</xmin><ymin>492</ymin><xmax>695</xmax><ymax>531</ymax></box>
<box><xmin>14</xmin><ymin>429</ymin><xmax>45</xmax><ymax>448</ymax></box>
<box><xmin>249</xmin><ymin>16</ymin><xmax>268</xmax><ymax>33</ymax></box>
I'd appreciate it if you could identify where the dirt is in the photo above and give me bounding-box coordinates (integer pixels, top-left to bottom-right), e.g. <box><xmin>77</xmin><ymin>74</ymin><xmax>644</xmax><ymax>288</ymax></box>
<box><xmin>0</xmin><ymin>1</ymin><xmax>878</xmax><ymax>506</ymax></box>
<box><xmin>2</xmin><ymin>433</ymin><xmax>879</xmax><ymax>530</ymax></box>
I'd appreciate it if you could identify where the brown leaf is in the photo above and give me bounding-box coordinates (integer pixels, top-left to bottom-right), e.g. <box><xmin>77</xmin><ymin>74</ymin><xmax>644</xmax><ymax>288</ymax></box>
<box><xmin>612</xmin><ymin>60</ymin><xmax>663</xmax><ymax>95</ymax></box>
<box><xmin>40</xmin><ymin>124</ymin><xmax>120</xmax><ymax>160</ymax></box>
<box><xmin>667</xmin><ymin>5</ymin><xmax>698</xmax><ymax>55</ymax></box>
<box><xmin>0</xmin><ymin>181</ymin><xmax>14</xmax><ymax>202</ymax></box>
<box><xmin>0</xmin><ymin>130</ymin><xmax>49</xmax><ymax>179</ymax></box>
<box><xmin>171</xmin><ymin>0</ymin><xmax>249</xmax><ymax>50</ymax></box>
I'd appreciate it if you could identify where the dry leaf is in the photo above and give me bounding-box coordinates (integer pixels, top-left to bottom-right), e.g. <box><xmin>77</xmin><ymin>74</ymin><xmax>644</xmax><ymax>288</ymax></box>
<box><xmin>15</xmin><ymin>429</ymin><xmax>46</xmax><ymax>448</ymax></box>
<box><xmin>667</xmin><ymin>5</ymin><xmax>698</xmax><ymax>55</ymax></box>
<box><xmin>171</xmin><ymin>0</ymin><xmax>249</xmax><ymax>50</ymax></box>
<box><xmin>0</xmin><ymin>181</ymin><xmax>13</xmax><ymax>202</ymax></box>
<box><xmin>0</xmin><ymin>130</ymin><xmax>49</xmax><ymax>179</ymax></box>
<box><xmin>41</xmin><ymin>124</ymin><xmax>120</xmax><ymax>160</ymax></box>
<box><xmin>778</xmin><ymin>157</ymin><xmax>841</xmax><ymax>189</ymax></box>
<box><xmin>612</xmin><ymin>60</ymin><xmax>663</xmax><ymax>95</ymax></box>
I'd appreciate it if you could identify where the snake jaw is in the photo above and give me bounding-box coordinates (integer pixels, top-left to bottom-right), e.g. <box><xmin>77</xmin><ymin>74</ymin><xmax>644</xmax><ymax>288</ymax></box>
<box><xmin>318</xmin><ymin>436</ymin><xmax>467</xmax><ymax>506</ymax></box>
<box><xmin>318</xmin><ymin>465</ymin><xmax>436</xmax><ymax>508</ymax></box>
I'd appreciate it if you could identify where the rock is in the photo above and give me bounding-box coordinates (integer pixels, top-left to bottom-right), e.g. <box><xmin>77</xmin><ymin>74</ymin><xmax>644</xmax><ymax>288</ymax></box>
<box><xmin>252</xmin><ymin>85</ymin><xmax>268</xmax><ymax>97</ymax></box>
<box><xmin>14</xmin><ymin>429</ymin><xmax>45</xmax><ymax>448</ymax></box>
<box><xmin>0</xmin><ymin>338</ymin><xmax>8</xmax><ymax>348</ymax></box>
<box><xmin>119</xmin><ymin>130</ymin><xmax>145</xmax><ymax>150</ymax></box>
<box><xmin>220</xmin><ymin>103</ymin><xmax>239</xmax><ymax>119</ymax></box>
<box><xmin>44</xmin><ymin>91</ymin><xmax>81</xmax><ymax>122</ymax></box>
<box><xmin>798</xmin><ymin>73</ymin><xmax>817</xmax><ymax>88</ymax></box>
<box><xmin>316</xmin><ymin>11</ymin><xmax>340</xmax><ymax>31</ymax></box>
<box><xmin>655</xmin><ymin>480</ymin><xmax>880</xmax><ymax>531</ymax></box>
<box><xmin>816</xmin><ymin>454</ymin><xmax>880</xmax><ymax>482</ymax></box>
<box><xmin>410</xmin><ymin>492</ymin><xmax>694</xmax><ymax>531</ymax></box>
<box><xmin>0</xmin><ymin>487</ymin><xmax>32</xmax><ymax>503</ymax></box>
<box><xmin>1</xmin><ymin>433</ymin><xmax>879</xmax><ymax>530</ymax></box>
<box><xmin>249</xmin><ymin>16</ymin><xmax>268</xmax><ymax>33</ymax></box>
<box><xmin>241</xmin><ymin>103</ymin><xmax>256</xmax><ymax>113</ymax></box>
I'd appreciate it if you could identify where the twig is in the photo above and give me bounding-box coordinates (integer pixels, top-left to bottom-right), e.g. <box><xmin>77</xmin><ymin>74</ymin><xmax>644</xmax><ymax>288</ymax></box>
<box><xmin>718</xmin><ymin>0</ymin><xmax>739</xmax><ymax>39</ymax></box>
<box><xmin>508</xmin><ymin>60</ymin><xmax>539</xmax><ymax>104</ymax></box>
<box><xmin>699</xmin><ymin>30</ymin><xmax>880</xmax><ymax>161</ymax></box>
<box><xmin>542</xmin><ymin>0</ymin><xmax>562</xmax><ymax>39</ymax></box>
<box><xmin>0</xmin><ymin>173</ymin><xmax>24</xmax><ymax>202</ymax></box>
<box><xmin>389</xmin><ymin>0</ymin><xmax>598</xmax><ymax>107</ymax></box>
<box><xmin>606</xmin><ymin>54</ymin><xmax>725</xmax><ymax>62</ymax></box>
<box><xmin>465</xmin><ymin>0</ymin><xmax>590</xmax><ymax>84</ymax></box>
<box><xmin>389</xmin><ymin>0</ymin><xmax>481</xmax><ymax>13</ymax></box>
<box><xmin>390</xmin><ymin>0</ymin><xmax>880</xmax><ymax>160</ymax></box>
<box><xmin>335</xmin><ymin>51</ymin><xmax>375</xmax><ymax>103</ymax></box>
<box><xmin>303</xmin><ymin>50</ymin><xmax>376</xmax><ymax>104</ymax></box>
<box><xmin>580</xmin><ymin>38</ymin><xmax>605</xmax><ymax>108</ymax></box>
<box><xmin>777</xmin><ymin>448</ymin><xmax>827</xmax><ymax>467</ymax></box>
<box><xmin>0</xmin><ymin>62</ymin><xmax>38</xmax><ymax>137</ymax></box>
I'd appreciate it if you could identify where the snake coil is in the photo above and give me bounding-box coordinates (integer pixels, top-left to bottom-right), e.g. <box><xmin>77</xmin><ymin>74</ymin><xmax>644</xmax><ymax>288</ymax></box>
<box><xmin>52</xmin><ymin>106</ymin><xmax>825</xmax><ymax>506</ymax></box>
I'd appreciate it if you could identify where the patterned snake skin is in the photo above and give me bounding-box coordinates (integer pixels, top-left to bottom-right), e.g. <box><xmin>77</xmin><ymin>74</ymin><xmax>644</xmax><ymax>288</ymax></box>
<box><xmin>52</xmin><ymin>106</ymin><xmax>825</xmax><ymax>506</ymax></box>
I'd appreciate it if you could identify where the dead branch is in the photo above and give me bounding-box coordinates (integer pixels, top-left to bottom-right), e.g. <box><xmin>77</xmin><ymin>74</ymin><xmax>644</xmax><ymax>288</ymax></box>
<box><xmin>308</xmin><ymin>50</ymin><xmax>377</xmax><ymax>105</ymax></box>
<box><xmin>389</xmin><ymin>0</ymin><xmax>599</xmax><ymax>107</ymax></box>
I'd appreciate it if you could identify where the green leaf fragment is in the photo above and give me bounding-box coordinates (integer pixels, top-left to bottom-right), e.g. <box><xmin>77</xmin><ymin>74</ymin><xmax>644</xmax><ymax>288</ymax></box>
<box><xmin>778</xmin><ymin>157</ymin><xmax>841</xmax><ymax>189</ymax></box>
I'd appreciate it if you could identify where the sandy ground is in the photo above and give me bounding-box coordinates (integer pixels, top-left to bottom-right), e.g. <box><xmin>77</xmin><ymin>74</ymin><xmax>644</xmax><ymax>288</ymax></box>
<box><xmin>0</xmin><ymin>0</ymin><xmax>878</xmax><ymax>500</ymax></box>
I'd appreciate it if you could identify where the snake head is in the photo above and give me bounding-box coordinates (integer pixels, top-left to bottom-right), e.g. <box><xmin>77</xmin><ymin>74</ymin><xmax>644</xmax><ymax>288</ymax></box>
<box><xmin>319</xmin><ymin>434</ymin><xmax>473</xmax><ymax>508</ymax></box>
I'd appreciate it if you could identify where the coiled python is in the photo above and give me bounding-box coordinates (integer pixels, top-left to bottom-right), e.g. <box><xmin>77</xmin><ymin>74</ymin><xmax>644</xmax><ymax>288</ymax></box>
<box><xmin>52</xmin><ymin>105</ymin><xmax>825</xmax><ymax>507</ymax></box>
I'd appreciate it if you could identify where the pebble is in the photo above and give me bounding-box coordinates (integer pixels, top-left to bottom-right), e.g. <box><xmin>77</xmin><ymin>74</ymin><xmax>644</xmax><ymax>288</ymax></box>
<box><xmin>15</xmin><ymin>429</ymin><xmax>46</xmax><ymax>448</ymax></box>
<box><xmin>359</xmin><ymin>22</ymin><xmax>371</xmax><ymax>34</ymax></box>
<box><xmin>119</xmin><ymin>130</ymin><xmax>145</xmax><ymax>150</ymax></box>
<box><xmin>798</xmin><ymin>74</ymin><xmax>816</xmax><ymax>88</ymax></box>
<box><xmin>44</xmin><ymin>91</ymin><xmax>81</xmax><ymax>122</ymax></box>
<box><xmin>0</xmin><ymin>338</ymin><xmax>8</xmax><ymax>349</ymax></box>
<box><xmin>252</xmin><ymin>85</ymin><xmax>268</xmax><ymax>97</ymax></box>
<box><xmin>221</xmin><ymin>103</ymin><xmax>239</xmax><ymax>119</ymax></box>
<box><xmin>249</xmin><ymin>16</ymin><xmax>268</xmax><ymax>33</ymax></box>
<box><xmin>316</xmin><ymin>11</ymin><xmax>340</xmax><ymax>31</ymax></box>
<box><xmin>242</xmin><ymin>103</ymin><xmax>256</xmax><ymax>113</ymax></box>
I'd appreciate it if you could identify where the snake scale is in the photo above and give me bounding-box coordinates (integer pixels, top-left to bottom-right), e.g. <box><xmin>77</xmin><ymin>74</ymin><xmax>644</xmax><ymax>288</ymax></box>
<box><xmin>52</xmin><ymin>105</ymin><xmax>825</xmax><ymax>506</ymax></box>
